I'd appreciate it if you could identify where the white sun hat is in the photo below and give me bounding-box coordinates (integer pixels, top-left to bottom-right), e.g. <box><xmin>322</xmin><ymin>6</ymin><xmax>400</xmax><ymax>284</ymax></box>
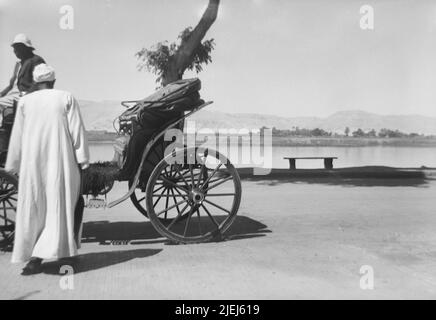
<box><xmin>11</xmin><ymin>33</ymin><xmax>35</xmax><ymax>49</ymax></box>
<box><xmin>33</xmin><ymin>64</ymin><xmax>56</xmax><ymax>83</ymax></box>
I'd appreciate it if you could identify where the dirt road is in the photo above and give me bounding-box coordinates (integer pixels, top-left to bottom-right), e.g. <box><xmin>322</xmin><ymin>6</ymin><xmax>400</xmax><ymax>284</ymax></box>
<box><xmin>1</xmin><ymin>176</ymin><xmax>435</xmax><ymax>299</ymax></box>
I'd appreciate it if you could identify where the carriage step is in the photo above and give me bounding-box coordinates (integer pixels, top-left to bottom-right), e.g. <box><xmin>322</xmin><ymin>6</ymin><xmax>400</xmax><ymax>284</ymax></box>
<box><xmin>86</xmin><ymin>198</ymin><xmax>107</xmax><ymax>209</ymax></box>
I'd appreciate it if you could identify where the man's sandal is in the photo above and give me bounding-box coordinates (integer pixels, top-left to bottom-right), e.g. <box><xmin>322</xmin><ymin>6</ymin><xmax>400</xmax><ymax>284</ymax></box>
<box><xmin>21</xmin><ymin>258</ymin><xmax>43</xmax><ymax>276</ymax></box>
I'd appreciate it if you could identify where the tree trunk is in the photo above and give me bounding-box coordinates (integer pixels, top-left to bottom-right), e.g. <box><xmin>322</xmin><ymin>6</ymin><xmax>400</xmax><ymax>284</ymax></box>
<box><xmin>162</xmin><ymin>0</ymin><xmax>220</xmax><ymax>86</ymax></box>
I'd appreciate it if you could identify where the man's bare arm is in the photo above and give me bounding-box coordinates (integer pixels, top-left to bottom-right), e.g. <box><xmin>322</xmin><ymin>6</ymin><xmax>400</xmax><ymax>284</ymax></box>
<box><xmin>1</xmin><ymin>63</ymin><xmax>19</xmax><ymax>97</ymax></box>
<box><xmin>0</xmin><ymin>84</ymin><xmax>13</xmax><ymax>97</ymax></box>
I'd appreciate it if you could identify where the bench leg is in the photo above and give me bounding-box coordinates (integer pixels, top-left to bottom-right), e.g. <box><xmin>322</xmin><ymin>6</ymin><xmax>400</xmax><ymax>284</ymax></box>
<box><xmin>324</xmin><ymin>158</ymin><xmax>333</xmax><ymax>170</ymax></box>
<box><xmin>288</xmin><ymin>159</ymin><xmax>296</xmax><ymax>170</ymax></box>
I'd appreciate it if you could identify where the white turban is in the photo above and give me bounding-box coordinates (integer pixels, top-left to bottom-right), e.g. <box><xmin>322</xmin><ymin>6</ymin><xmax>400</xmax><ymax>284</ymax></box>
<box><xmin>33</xmin><ymin>64</ymin><xmax>56</xmax><ymax>83</ymax></box>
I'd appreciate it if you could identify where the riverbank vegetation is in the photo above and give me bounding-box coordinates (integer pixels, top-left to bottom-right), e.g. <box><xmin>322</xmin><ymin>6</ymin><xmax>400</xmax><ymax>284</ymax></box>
<box><xmin>88</xmin><ymin>129</ymin><xmax>436</xmax><ymax>147</ymax></box>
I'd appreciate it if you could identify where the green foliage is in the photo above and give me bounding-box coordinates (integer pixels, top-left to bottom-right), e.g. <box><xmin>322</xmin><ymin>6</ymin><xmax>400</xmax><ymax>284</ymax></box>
<box><xmin>261</xmin><ymin>126</ymin><xmax>427</xmax><ymax>138</ymax></box>
<box><xmin>377</xmin><ymin>128</ymin><xmax>414</xmax><ymax>138</ymax></box>
<box><xmin>136</xmin><ymin>42</ymin><xmax>177</xmax><ymax>84</ymax></box>
<box><xmin>263</xmin><ymin>126</ymin><xmax>333</xmax><ymax>137</ymax></box>
<box><xmin>352</xmin><ymin>128</ymin><xmax>365</xmax><ymax>137</ymax></box>
<box><xmin>367</xmin><ymin>129</ymin><xmax>377</xmax><ymax>137</ymax></box>
<box><xmin>136</xmin><ymin>27</ymin><xmax>215</xmax><ymax>85</ymax></box>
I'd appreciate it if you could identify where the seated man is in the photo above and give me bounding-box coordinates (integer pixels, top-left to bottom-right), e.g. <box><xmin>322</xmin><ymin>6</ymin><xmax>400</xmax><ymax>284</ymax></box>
<box><xmin>0</xmin><ymin>34</ymin><xmax>45</xmax><ymax>123</ymax></box>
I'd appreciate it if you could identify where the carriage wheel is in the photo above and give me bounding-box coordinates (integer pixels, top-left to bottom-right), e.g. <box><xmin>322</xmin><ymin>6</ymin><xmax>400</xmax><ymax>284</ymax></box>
<box><xmin>129</xmin><ymin>179</ymin><xmax>149</xmax><ymax>217</ymax></box>
<box><xmin>129</xmin><ymin>138</ymin><xmax>167</xmax><ymax>218</ymax></box>
<box><xmin>0</xmin><ymin>169</ymin><xmax>18</xmax><ymax>247</ymax></box>
<box><xmin>130</xmin><ymin>162</ymin><xmax>205</xmax><ymax>223</ymax></box>
<box><xmin>129</xmin><ymin>140</ymin><xmax>199</xmax><ymax>223</ymax></box>
<box><xmin>146</xmin><ymin>147</ymin><xmax>242</xmax><ymax>244</ymax></box>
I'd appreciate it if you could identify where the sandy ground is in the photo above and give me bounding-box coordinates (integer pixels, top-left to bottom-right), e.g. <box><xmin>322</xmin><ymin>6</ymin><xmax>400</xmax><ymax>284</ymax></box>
<box><xmin>1</xmin><ymin>173</ymin><xmax>436</xmax><ymax>300</ymax></box>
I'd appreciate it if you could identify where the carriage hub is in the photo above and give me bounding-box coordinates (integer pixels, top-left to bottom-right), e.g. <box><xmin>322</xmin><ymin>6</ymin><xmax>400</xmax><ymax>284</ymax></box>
<box><xmin>190</xmin><ymin>189</ymin><xmax>205</xmax><ymax>205</ymax></box>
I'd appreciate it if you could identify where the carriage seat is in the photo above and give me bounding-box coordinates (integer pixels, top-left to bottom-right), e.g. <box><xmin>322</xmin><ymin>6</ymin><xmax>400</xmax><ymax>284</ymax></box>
<box><xmin>114</xmin><ymin>78</ymin><xmax>204</xmax><ymax>180</ymax></box>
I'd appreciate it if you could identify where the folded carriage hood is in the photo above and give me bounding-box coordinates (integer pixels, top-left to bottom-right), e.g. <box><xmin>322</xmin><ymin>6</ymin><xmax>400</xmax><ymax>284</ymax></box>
<box><xmin>119</xmin><ymin>78</ymin><xmax>202</xmax><ymax>120</ymax></box>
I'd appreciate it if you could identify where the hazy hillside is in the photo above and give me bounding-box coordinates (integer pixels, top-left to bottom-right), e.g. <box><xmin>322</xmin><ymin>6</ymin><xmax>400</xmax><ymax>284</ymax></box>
<box><xmin>79</xmin><ymin>100</ymin><xmax>436</xmax><ymax>135</ymax></box>
<box><xmin>79</xmin><ymin>100</ymin><xmax>125</xmax><ymax>132</ymax></box>
<box><xmin>190</xmin><ymin>110</ymin><xmax>436</xmax><ymax>135</ymax></box>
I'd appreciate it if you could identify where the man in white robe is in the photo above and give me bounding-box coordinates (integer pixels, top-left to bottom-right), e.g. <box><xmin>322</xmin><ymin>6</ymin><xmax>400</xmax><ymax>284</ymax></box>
<box><xmin>5</xmin><ymin>64</ymin><xmax>90</xmax><ymax>275</ymax></box>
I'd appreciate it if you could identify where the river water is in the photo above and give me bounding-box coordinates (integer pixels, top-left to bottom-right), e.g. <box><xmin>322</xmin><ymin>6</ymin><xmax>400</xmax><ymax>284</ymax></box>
<box><xmin>89</xmin><ymin>143</ymin><xmax>436</xmax><ymax>169</ymax></box>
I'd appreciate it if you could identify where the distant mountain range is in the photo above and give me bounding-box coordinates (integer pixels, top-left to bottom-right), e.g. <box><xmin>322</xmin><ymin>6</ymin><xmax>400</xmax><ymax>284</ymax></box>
<box><xmin>79</xmin><ymin>100</ymin><xmax>436</xmax><ymax>135</ymax></box>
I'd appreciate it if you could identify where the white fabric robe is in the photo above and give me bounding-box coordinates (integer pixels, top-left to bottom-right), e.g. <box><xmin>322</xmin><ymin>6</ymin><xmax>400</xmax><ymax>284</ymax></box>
<box><xmin>5</xmin><ymin>89</ymin><xmax>90</xmax><ymax>263</ymax></box>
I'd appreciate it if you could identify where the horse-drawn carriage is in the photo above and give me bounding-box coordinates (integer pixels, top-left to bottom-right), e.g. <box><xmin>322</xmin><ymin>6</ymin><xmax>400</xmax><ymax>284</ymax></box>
<box><xmin>0</xmin><ymin>79</ymin><xmax>242</xmax><ymax>248</ymax></box>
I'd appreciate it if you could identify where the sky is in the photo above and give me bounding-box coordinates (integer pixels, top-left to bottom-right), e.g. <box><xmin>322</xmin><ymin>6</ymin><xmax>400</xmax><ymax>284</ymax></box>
<box><xmin>1</xmin><ymin>0</ymin><xmax>436</xmax><ymax>118</ymax></box>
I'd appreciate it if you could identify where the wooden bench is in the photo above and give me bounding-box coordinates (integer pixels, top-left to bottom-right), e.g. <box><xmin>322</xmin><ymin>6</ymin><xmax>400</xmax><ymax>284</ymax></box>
<box><xmin>284</xmin><ymin>157</ymin><xmax>338</xmax><ymax>170</ymax></box>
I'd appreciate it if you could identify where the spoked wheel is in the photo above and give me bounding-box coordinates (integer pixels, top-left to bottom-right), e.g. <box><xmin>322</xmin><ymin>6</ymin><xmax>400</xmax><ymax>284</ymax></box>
<box><xmin>146</xmin><ymin>147</ymin><xmax>242</xmax><ymax>244</ymax></box>
<box><xmin>129</xmin><ymin>138</ymin><xmax>167</xmax><ymax>218</ymax></box>
<box><xmin>129</xmin><ymin>179</ymin><xmax>149</xmax><ymax>217</ymax></box>
<box><xmin>0</xmin><ymin>169</ymin><xmax>18</xmax><ymax>248</ymax></box>
<box><xmin>129</xmin><ymin>140</ymin><xmax>200</xmax><ymax>224</ymax></box>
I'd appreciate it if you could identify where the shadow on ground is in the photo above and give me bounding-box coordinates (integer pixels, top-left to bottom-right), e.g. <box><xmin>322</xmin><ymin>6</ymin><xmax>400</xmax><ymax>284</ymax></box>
<box><xmin>238</xmin><ymin>166</ymin><xmax>434</xmax><ymax>187</ymax></box>
<box><xmin>37</xmin><ymin>216</ymin><xmax>269</xmax><ymax>276</ymax></box>
<box><xmin>82</xmin><ymin>215</ymin><xmax>270</xmax><ymax>245</ymax></box>
<box><xmin>41</xmin><ymin>248</ymin><xmax>162</xmax><ymax>275</ymax></box>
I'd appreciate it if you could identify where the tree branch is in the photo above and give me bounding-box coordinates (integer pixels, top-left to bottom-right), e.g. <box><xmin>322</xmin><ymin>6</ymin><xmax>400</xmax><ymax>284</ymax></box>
<box><xmin>174</xmin><ymin>0</ymin><xmax>220</xmax><ymax>74</ymax></box>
